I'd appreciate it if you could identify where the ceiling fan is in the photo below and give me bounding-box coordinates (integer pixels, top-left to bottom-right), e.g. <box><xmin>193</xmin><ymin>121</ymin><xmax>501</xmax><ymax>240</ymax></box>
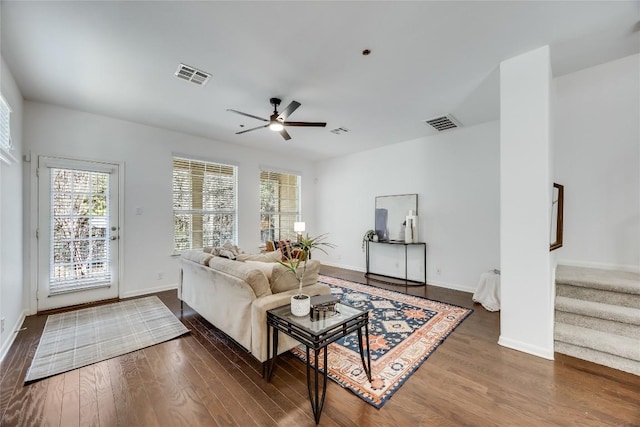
<box><xmin>227</xmin><ymin>98</ymin><xmax>327</xmax><ymax>141</ymax></box>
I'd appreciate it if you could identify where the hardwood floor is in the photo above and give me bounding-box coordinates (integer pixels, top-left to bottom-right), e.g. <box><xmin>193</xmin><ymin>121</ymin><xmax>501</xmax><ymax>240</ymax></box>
<box><xmin>1</xmin><ymin>266</ymin><xmax>638</xmax><ymax>426</ymax></box>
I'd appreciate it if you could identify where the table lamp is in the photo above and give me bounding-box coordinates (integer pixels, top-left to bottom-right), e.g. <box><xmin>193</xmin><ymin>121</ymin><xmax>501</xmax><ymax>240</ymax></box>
<box><xmin>294</xmin><ymin>221</ymin><xmax>305</xmax><ymax>242</ymax></box>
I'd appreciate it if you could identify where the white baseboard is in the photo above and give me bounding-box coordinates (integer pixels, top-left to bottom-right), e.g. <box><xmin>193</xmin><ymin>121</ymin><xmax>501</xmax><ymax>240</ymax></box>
<box><xmin>321</xmin><ymin>261</ymin><xmax>365</xmax><ymax>273</ymax></box>
<box><xmin>0</xmin><ymin>310</ymin><xmax>27</xmax><ymax>362</ymax></box>
<box><xmin>558</xmin><ymin>259</ymin><xmax>640</xmax><ymax>274</ymax></box>
<box><xmin>427</xmin><ymin>279</ymin><xmax>475</xmax><ymax>294</ymax></box>
<box><xmin>120</xmin><ymin>283</ymin><xmax>179</xmax><ymax>299</ymax></box>
<box><xmin>498</xmin><ymin>335</ymin><xmax>554</xmax><ymax>360</ymax></box>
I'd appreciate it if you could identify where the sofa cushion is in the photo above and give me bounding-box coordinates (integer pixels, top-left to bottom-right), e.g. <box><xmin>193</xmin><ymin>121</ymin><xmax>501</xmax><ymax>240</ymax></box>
<box><xmin>182</xmin><ymin>250</ymin><xmax>214</xmax><ymax>265</ymax></box>
<box><xmin>207</xmin><ymin>257</ymin><xmax>271</xmax><ymax>298</ymax></box>
<box><xmin>244</xmin><ymin>261</ymin><xmax>275</xmax><ymax>280</ymax></box>
<box><xmin>270</xmin><ymin>259</ymin><xmax>321</xmax><ymax>294</ymax></box>
<box><xmin>236</xmin><ymin>251</ymin><xmax>281</xmax><ymax>263</ymax></box>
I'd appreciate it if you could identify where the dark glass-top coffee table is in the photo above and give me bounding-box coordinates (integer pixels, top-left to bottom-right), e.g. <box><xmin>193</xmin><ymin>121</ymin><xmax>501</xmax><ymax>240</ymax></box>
<box><xmin>266</xmin><ymin>302</ymin><xmax>372</xmax><ymax>424</ymax></box>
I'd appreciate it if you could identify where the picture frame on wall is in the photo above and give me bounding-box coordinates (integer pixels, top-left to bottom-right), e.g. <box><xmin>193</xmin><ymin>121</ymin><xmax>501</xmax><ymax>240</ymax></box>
<box><xmin>550</xmin><ymin>183</ymin><xmax>564</xmax><ymax>251</ymax></box>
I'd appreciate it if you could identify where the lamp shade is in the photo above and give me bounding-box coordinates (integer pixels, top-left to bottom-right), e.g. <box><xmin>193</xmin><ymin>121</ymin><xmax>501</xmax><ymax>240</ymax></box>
<box><xmin>294</xmin><ymin>222</ymin><xmax>306</xmax><ymax>232</ymax></box>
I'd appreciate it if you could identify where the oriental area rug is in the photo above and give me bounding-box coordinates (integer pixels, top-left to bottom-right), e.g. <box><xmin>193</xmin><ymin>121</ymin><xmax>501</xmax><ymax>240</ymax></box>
<box><xmin>290</xmin><ymin>275</ymin><xmax>472</xmax><ymax>408</ymax></box>
<box><xmin>25</xmin><ymin>296</ymin><xmax>189</xmax><ymax>383</ymax></box>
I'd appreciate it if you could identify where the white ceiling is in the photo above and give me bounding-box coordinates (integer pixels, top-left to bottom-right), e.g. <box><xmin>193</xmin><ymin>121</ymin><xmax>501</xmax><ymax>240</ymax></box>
<box><xmin>1</xmin><ymin>1</ymin><xmax>638</xmax><ymax>160</ymax></box>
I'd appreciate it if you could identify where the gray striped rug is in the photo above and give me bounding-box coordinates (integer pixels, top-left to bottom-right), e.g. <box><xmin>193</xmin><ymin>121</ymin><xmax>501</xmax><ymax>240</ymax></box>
<box><xmin>25</xmin><ymin>296</ymin><xmax>189</xmax><ymax>383</ymax></box>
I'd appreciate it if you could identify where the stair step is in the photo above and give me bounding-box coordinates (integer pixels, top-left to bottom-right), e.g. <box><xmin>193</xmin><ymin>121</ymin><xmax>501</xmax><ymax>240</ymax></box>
<box><xmin>555</xmin><ymin>311</ymin><xmax>639</xmax><ymax>339</ymax></box>
<box><xmin>555</xmin><ymin>296</ymin><xmax>640</xmax><ymax>326</ymax></box>
<box><xmin>554</xmin><ymin>323</ymin><xmax>640</xmax><ymax>361</ymax></box>
<box><xmin>555</xmin><ymin>265</ymin><xmax>640</xmax><ymax>295</ymax></box>
<box><xmin>555</xmin><ymin>341</ymin><xmax>640</xmax><ymax>376</ymax></box>
<box><xmin>556</xmin><ymin>283</ymin><xmax>640</xmax><ymax>308</ymax></box>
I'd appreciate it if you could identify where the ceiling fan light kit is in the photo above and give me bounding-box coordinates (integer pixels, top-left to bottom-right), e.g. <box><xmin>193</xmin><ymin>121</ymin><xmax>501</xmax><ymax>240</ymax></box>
<box><xmin>227</xmin><ymin>98</ymin><xmax>326</xmax><ymax>141</ymax></box>
<box><xmin>269</xmin><ymin>122</ymin><xmax>284</xmax><ymax>132</ymax></box>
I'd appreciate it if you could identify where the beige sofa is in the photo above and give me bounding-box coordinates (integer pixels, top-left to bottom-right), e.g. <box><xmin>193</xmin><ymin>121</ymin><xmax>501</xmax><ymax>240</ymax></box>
<box><xmin>179</xmin><ymin>249</ymin><xmax>331</xmax><ymax>362</ymax></box>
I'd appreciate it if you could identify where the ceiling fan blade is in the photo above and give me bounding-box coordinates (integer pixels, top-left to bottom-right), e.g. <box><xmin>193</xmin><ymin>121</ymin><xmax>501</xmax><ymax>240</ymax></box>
<box><xmin>277</xmin><ymin>101</ymin><xmax>301</xmax><ymax>121</ymax></box>
<box><xmin>236</xmin><ymin>124</ymin><xmax>269</xmax><ymax>135</ymax></box>
<box><xmin>227</xmin><ymin>109</ymin><xmax>268</xmax><ymax>122</ymax></box>
<box><xmin>279</xmin><ymin>128</ymin><xmax>292</xmax><ymax>141</ymax></box>
<box><xmin>282</xmin><ymin>121</ymin><xmax>327</xmax><ymax>127</ymax></box>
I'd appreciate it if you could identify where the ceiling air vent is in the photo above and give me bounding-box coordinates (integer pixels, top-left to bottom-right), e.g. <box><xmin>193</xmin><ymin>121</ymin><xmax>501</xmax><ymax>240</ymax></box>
<box><xmin>330</xmin><ymin>127</ymin><xmax>350</xmax><ymax>135</ymax></box>
<box><xmin>423</xmin><ymin>114</ymin><xmax>461</xmax><ymax>132</ymax></box>
<box><xmin>174</xmin><ymin>63</ymin><xmax>211</xmax><ymax>86</ymax></box>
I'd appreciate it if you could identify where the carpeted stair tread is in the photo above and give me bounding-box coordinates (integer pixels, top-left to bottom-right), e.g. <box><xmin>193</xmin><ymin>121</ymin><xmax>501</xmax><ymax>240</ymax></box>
<box><xmin>555</xmin><ymin>311</ymin><xmax>639</xmax><ymax>339</ymax></box>
<box><xmin>554</xmin><ymin>323</ymin><xmax>640</xmax><ymax>361</ymax></box>
<box><xmin>555</xmin><ymin>296</ymin><xmax>640</xmax><ymax>325</ymax></box>
<box><xmin>554</xmin><ymin>341</ymin><xmax>640</xmax><ymax>376</ymax></box>
<box><xmin>556</xmin><ymin>265</ymin><xmax>640</xmax><ymax>294</ymax></box>
<box><xmin>556</xmin><ymin>283</ymin><xmax>640</xmax><ymax>308</ymax></box>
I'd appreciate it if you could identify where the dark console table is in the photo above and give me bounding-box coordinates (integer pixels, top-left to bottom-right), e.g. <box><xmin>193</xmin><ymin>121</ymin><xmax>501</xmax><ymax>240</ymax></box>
<box><xmin>365</xmin><ymin>240</ymin><xmax>427</xmax><ymax>292</ymax></box>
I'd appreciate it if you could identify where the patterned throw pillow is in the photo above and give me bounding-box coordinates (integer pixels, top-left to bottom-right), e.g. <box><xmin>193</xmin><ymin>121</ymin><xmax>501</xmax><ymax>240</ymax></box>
<box><xmin>278</xmin><ymin>240</ymin><xmax>294</xmax><ymax>260</ymax></box>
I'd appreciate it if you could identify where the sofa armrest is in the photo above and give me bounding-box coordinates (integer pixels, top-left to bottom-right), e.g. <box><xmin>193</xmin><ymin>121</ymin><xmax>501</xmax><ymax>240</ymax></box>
<box><xmin>250</xmin><ymin>283</ymin><xmax>331</xmax><ymax>362</ymax></box>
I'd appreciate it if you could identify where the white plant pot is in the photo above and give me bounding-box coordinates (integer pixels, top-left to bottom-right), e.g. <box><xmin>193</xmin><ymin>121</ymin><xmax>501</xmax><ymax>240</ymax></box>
<box><xmin>291</xmin><ymin>294</ymin><xmax>310</xmax><ymax>317</ymax></box>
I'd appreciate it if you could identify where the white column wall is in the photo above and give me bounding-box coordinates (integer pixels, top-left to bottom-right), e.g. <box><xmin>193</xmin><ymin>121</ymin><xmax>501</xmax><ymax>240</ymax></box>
<box><xmin>0</xmin><ymin>55</ymin><xmax>25</xmax><ymax>360</ymax></box>
<box><xmin>499</xmin><ymin>46</ymin><xmax>554</xmax><ymax>359</ymax></box>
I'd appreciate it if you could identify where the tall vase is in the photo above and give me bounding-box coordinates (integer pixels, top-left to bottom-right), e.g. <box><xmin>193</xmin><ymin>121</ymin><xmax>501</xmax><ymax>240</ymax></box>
<box><xmin>405</xmin><ymin>210</ymin><xmax>418</xmax><ymax>243</ymax></box>
<box><xmin>404</xmin><ymin>217</ymin><xmax>412</xmax><ymax>243</ymax></box>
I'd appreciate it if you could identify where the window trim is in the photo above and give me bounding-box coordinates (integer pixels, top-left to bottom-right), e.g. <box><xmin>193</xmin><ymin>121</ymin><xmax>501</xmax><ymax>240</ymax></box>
<box><xmin>0</xmin><ymin>94</ymin><xmax>16</xmax><ymax>165</ymax></box>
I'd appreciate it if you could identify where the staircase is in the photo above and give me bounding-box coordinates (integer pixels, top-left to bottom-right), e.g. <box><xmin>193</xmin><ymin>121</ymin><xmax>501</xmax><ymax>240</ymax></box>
<box><xmin>554</xmin><ymin>265</ymin><xmax>640</xmax><ymax>376</ymax></box>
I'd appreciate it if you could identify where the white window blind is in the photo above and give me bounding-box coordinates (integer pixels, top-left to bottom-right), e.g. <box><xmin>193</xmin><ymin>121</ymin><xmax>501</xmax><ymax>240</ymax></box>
<box><xmin>173</xmin><ymin>157</ymin><xmax>237</xmax><ymax>252</ymax></box>
<box><xmin>260</xmin><ymin>170</ymin><xmax>300</xmax><ymax>243</ymax></box>
<box><xmin>0</xmin><ymin>94</ymin><xmax>14</xmax><ymax>164</ymax></box>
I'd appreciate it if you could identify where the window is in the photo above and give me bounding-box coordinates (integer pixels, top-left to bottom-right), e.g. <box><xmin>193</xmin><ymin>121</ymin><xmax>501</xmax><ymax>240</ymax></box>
<box><xmin>173</xmin><ymin>157</ymin><xmax>237</xmax><ymax>252</ymax></box>
<box><xmin>260</xmin><ymin>170</ymin><xmax>300</xmax><ymax>243</ymax></box>
<box><xmin>0</xmin><ymin>94</ymin><xmax>14</xmax><ymax>164</ymax></box>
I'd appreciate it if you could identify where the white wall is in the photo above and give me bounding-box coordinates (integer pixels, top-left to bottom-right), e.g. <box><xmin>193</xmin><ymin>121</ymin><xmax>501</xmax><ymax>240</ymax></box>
<box><xmin>499</xmin><ymin>46</ymin><xmax>554</xmax><ymax>359</ymax></box>
<box><xmin>23</xmin><ymin>101</ymin><xmax>317</xmax><ymax>308</ymax></box>
<box><xmin>554</xmin><ymin>54</ymin><xmax>640</xmax><ymax>272</ymax></box>
<box><xmin>0</xmin><ymin>55</ymin><xmax>25</xmax><ymax>359</ymax></box>
<box><xmin>315</xmin><ymin>120</ymin><xmax>500</xmax><ymax>292</ymax></box>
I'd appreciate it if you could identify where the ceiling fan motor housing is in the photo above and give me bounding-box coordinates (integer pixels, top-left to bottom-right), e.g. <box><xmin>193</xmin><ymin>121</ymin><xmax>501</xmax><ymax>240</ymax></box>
<box><xmin>270</xmin><ymin>98</ymin><xmax>281</xmax><ymax>109</ymax></box>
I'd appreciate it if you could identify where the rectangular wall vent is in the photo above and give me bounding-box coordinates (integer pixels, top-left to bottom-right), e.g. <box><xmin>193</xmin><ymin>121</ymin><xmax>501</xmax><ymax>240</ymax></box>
<box><xmin>423</xmin><ymin>114</ymin><xmax>461</xmax><ymax>132</ymax></box>
<box><xmin>175</xmin><ymin>63</ymin><xmax>211</xmax><ymax>86</ymax></box>
<box><xmin>330</xmin><ymin>127</ymin><xmax>350</xmax><ymax>135</ymax></box>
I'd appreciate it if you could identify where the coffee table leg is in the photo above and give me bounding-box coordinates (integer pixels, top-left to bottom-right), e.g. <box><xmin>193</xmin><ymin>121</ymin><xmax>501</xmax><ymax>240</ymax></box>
<box><xmin>357</xmin><ymin>323</ymin><xmax>372</xmax><ymax>382</ymax></box>
<box><xmin>306</xmin><ymin>347</ymin><xmax>329</xmax><ymax>424</ymax></box>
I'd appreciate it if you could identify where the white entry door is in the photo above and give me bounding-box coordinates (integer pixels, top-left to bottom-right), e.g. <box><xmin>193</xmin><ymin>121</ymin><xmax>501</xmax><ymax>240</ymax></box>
<box><xmin>37</xmin><ymin>156</ymin><xmax>120</xmax><ymax>311</ymax></box>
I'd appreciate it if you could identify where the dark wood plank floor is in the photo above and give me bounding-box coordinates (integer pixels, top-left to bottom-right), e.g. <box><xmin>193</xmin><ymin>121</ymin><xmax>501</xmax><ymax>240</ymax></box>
<box><xmin>1</xmin><ymin>266</ymin><xmax>639</xmax><ymax>426</ymax></box>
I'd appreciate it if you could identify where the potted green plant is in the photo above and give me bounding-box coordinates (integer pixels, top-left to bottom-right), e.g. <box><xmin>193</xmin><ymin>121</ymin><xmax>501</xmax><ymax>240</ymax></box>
<box><xmin>362</xmin><ymin>229</ymin><xmax>376</xmax><ymax>252</ymax></box>
<box><xmin>279</xmin><ymin>233</ymin><xmax>335</xmax><ymax>316</ymax></box>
